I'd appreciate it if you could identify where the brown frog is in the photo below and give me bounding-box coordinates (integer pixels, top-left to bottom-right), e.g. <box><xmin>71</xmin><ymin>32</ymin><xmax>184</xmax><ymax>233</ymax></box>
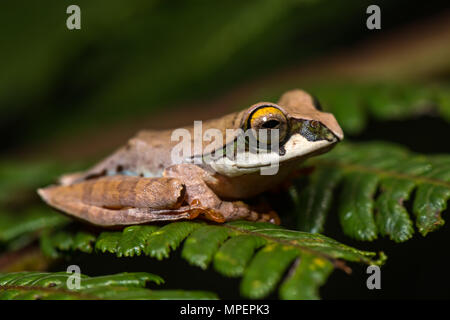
<box><xmin>38</xmin><ymin>90</ymin><xmax>343</xmax><ymax>227</ymax></box>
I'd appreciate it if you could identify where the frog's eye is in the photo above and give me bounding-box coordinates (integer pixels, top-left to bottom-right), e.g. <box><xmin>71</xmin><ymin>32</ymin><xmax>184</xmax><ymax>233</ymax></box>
<box><xmin>247</xmin><ymin>106</ymin><xmax>288</xmax><ymax>145</ymax></box>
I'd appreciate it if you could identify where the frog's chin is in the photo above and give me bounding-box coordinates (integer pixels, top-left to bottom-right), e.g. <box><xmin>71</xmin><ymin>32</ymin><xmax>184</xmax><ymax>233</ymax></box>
<box><xmin>207</xmin><ymin>133</ymin><xmax>338</xmax><ymax>177</ymax></box>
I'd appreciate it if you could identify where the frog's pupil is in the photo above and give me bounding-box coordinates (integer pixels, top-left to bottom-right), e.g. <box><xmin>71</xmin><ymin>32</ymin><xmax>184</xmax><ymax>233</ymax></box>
<box><xmin>262</xmin><ymin>119</ymin><xmax>279</xmax><ymax>129</ymax></box>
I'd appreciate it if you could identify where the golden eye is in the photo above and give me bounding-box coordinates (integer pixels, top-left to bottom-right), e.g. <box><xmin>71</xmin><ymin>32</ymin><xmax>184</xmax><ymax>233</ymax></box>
<box><xmin>248</xmin><ymin>106</ymin><xmax>288</xmax><ymax>145</ymax></box>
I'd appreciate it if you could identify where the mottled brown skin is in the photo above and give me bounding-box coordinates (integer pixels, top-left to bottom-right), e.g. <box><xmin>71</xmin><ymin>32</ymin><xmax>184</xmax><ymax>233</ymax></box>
<box><xmin>38</xmin><ymin>90</ymin><xmax>343</xmax><ymax>227</ymax></box>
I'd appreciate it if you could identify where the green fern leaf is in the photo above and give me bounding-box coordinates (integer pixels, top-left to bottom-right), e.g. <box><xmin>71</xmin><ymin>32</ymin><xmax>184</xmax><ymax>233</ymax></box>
<box><xmin>240</xmin><ymin>243</ymin><xmax>298</xmax><ymax>298</ymax></box>
<box><xmin>116</xmin><ymin>225</ymin><xmax>159</xmax><ymax>257</ymax></box>
<box><xmin>295</xmin><ymin>142</ymin><xmax>450</xmax><ymax>242</ymax></box>
<box><xmin>339</xmin><ymin>172</ymin><xmax>379</xmax><ymax>241</ymax></box>
<box><xmin>95</xmin><ymin>231</ymin><xmax>122</xmax><ymax>254</ymax></box>
<box><xmin>0</xmin><ymin>271</ymin><xmax>216</xmax><ymax>300</ymax></box>
<box><xmin>41</xmin><ymin>220</ymin><xmax>384</xmax><ymax>299</ymax></box>
<box><xmin>0</xmin><ymin>207</ymin><xmax>69</xmax><ymax>244</ymax></box>
<box><xmin>293</xmin><ymin>167</ymin><xmax>342</xmax><ymax>234</ymax></box>
<box><xmin>40</xmin><ymin>230</ymin><xmax>96</xmax><ymax>258</ymax></box>
<box><xmin>279</xmin><ymin>253</ymin><xmax>333</xmax><ymax>300</ymax></box>
<box><xmin>213</xmin><ymin>235</ymin><xmax>266</xmax><ymax>277</ymax></box>
<box><xmin>145</xmin><ymin>221</ymin><xmax>201</xmax><ymax>259</ymax></box>
<box><xmin>182</xmin><ymin>225</ymin><xmax>232</xmax><ymax>270</ymax></box>
<box><xmin>413</xmin><ymin>156</ymin><xmax>450</xmax><ymax>235</ymax></box>
<box><xmin>72</xmin><ymin>232</ymin><xmax>97</xmax><ymax>253</ymax></box>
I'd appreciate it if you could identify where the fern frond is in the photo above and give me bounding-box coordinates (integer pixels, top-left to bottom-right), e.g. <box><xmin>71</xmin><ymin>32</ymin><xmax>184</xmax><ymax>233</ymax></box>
<box><xmin>40</xmin><ymin>230</ymin><xmax>95</xmax><ymax>259</ymax></box>
<box><xmin>41</xmin><ymin>220</ymin><xmax>384</xmax><ymax>300</ymax></box>
<box><xmin>0</xmin><ymin>271</ymin><xmax>216</xmax><ymax>300</ymax></box>
<box><xmin>294</xmin><ymin>142</ymin><xmax>450</xmax><ymax>242</ymax></box>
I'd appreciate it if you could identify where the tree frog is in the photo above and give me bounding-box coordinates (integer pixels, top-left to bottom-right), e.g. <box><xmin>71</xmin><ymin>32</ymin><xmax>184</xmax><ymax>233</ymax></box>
<box><xmin>38</xmin><ymin>90</ymin><xmax>343</xmax><ymax>227</ymax></box>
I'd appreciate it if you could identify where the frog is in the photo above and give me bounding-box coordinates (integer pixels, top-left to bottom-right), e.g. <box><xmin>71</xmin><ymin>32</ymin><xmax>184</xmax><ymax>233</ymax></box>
<box><xmin>38</xmin><ymin>89</ymin><xmax>343</xmax><ymax>227</ymax></box>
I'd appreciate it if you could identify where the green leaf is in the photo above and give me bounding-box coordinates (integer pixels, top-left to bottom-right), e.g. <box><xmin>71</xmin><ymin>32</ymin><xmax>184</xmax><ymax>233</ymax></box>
<box><xmin>240</xmin><ymin>225</ymin><xmax>383</xmax><ymax>264</ymax></box>
<box><xmin>240</xmin><ymin>243</ymin><xmax>298</xmax><ymax>298</ymax></box>
<box><xmin>40</xmin><ymin>230</ymin><xmax>97</xmax><ymax>258</ymax></box>
<box><xmin>77</xmin><ymin>272</ymin><xmax>164</xmax><ymax>289</ymax></box>
<box><xmin>213</xmin><ymin>235</ymin><xmax>266</xmax><ymax>277</ymax></box>
<box><xmin>413</xmin><ymin>156</ymin><xmax>450</xmax><ymax>235</ymax></box>
<box><xmin>0</xmin><ymin>207</ymin><xmax>69</xmax><ymax>244</ymax></box>
<box><xmin>72</xmin><ymin>232</ymin><xmax>97</xmax><ymax>253</ymax></box>
<box><xmin>0</xmin><ymin>271</ymin><xmax>216</xmax><ymax>300</ymax></box>
<box><xmin>294</xmin><ymin>167</ymin><xmax>342</xmax><ymax>233</ymax></box>
<box><xmin>279</xmin><ymin>253</ymin><xmax>333</xmax><ymax>300</ymax></box>
<box><xmin>116</xmin><ymin>226</ymin><xmax>159</xmax><ymax>257</ymax></box>
<box><xmin>182</xmin><ymin>225</ymin><xmax>232</xmax><ymax>269</ymax></box>
<box><xmin>339</xmin><ymin>172</ymin><xmax>379</xmax><ymax>241</ymax></box>
<box><xmin>44</xmin><ymin>221</ymin><xmax>384</xmax><ymax>299</ymax></box>
<box><xmin>95</xmin><ymin>232</ymin><xmax>122</xmax><ymax>254</ymax></box>
<box><xmin>144</xmin><ymin>221</ymin><xmax>201</xmax><ymax>260</ymax></box>
<box><xmin>375</xmin><ymin>158</ymin><xmax>431</xmax><ymax>241</ymax></box>
<box><xmin>295</xmin><ymin>142</ymin><xmax>450</xmax><ymax>242</ymax></box>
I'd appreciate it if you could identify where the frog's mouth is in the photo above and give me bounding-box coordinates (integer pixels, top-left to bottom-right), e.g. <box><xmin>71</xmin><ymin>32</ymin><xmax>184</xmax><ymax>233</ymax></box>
<box><xmin>233</xmin><ymin>133</ymin><xmax>339</xmax><ymax>169</ymax></box>
<box><xmin>206</xmin><ymin>133</ymin><xmax>339</xmax><ymax>177</ymax></box>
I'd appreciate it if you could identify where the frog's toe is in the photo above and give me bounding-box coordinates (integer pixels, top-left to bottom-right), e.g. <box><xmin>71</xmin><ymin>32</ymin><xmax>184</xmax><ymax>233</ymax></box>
<box><xmin>257</xmin><ymin>211</ymin><xmax>281</xmax><ymax>225</ymax></box>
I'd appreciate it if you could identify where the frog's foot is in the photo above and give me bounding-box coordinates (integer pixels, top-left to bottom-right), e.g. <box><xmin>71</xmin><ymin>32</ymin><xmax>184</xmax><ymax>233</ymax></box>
<box><xmin>164</xmin><ymin>164</ymin><xmax>280</xmax><ymax>225</ymax></box>
<box><xmin>187</xmin><ymin>199</ymin><xmax>226</xmax><ymax>223</ymax></box>
<box><xmin>214</xmin><ymin>201</ymin><xmax>280</xmax><ymax>224</ymax></box>
<box><xmin>186</xmin><ymin>199</ymin><xmax>280</xmax><ymax>224</ymax></box>
<box><xmin>256</xmin><ymin>210</ymin><xmax>281</xmax><ymax>224</ymax></box>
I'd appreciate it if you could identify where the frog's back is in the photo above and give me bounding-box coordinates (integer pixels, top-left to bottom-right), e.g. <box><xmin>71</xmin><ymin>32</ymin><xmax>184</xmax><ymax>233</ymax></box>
<box><xmin>60</xmin><ymin>110</ymin><xmax>244</xmax><ymax>184</ymax></box>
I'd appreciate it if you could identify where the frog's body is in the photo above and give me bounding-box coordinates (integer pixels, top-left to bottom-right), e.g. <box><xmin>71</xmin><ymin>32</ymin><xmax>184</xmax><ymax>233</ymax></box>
<box><xmin>38</xmin><ymin>90</ymin><xmax>343</xmax><ymax>227</ymax></box>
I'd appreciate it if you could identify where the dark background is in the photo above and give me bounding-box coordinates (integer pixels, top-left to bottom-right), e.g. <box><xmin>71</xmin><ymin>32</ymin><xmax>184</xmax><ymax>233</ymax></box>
<box><xmin>1</xmin><ymin>1</ymin><xmax>450</xmax><ymax>299</ymax></box>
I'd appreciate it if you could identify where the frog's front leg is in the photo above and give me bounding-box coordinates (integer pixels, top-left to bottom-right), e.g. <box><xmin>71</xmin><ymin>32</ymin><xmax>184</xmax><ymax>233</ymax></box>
<box><xmin>37</xmin><ymin>176</ymin><xmax>204</xmax><ymax>227</ymax></box>
<box><xmin>163</xmin><ymin>164</ymin><xmax>280</xmax><ymax>224</ymax></box>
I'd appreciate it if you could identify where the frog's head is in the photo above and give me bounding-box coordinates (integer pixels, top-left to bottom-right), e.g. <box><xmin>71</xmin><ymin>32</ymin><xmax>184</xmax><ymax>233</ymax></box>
<box><xmin>207</xmin><ymin>89</ymin><xmax>343</xmax><ymax>176</ymax></box>
<box><xmin>244</xmin><ymin>89</ymin><xmax>343</xmax><ymax>160</ymax></box>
